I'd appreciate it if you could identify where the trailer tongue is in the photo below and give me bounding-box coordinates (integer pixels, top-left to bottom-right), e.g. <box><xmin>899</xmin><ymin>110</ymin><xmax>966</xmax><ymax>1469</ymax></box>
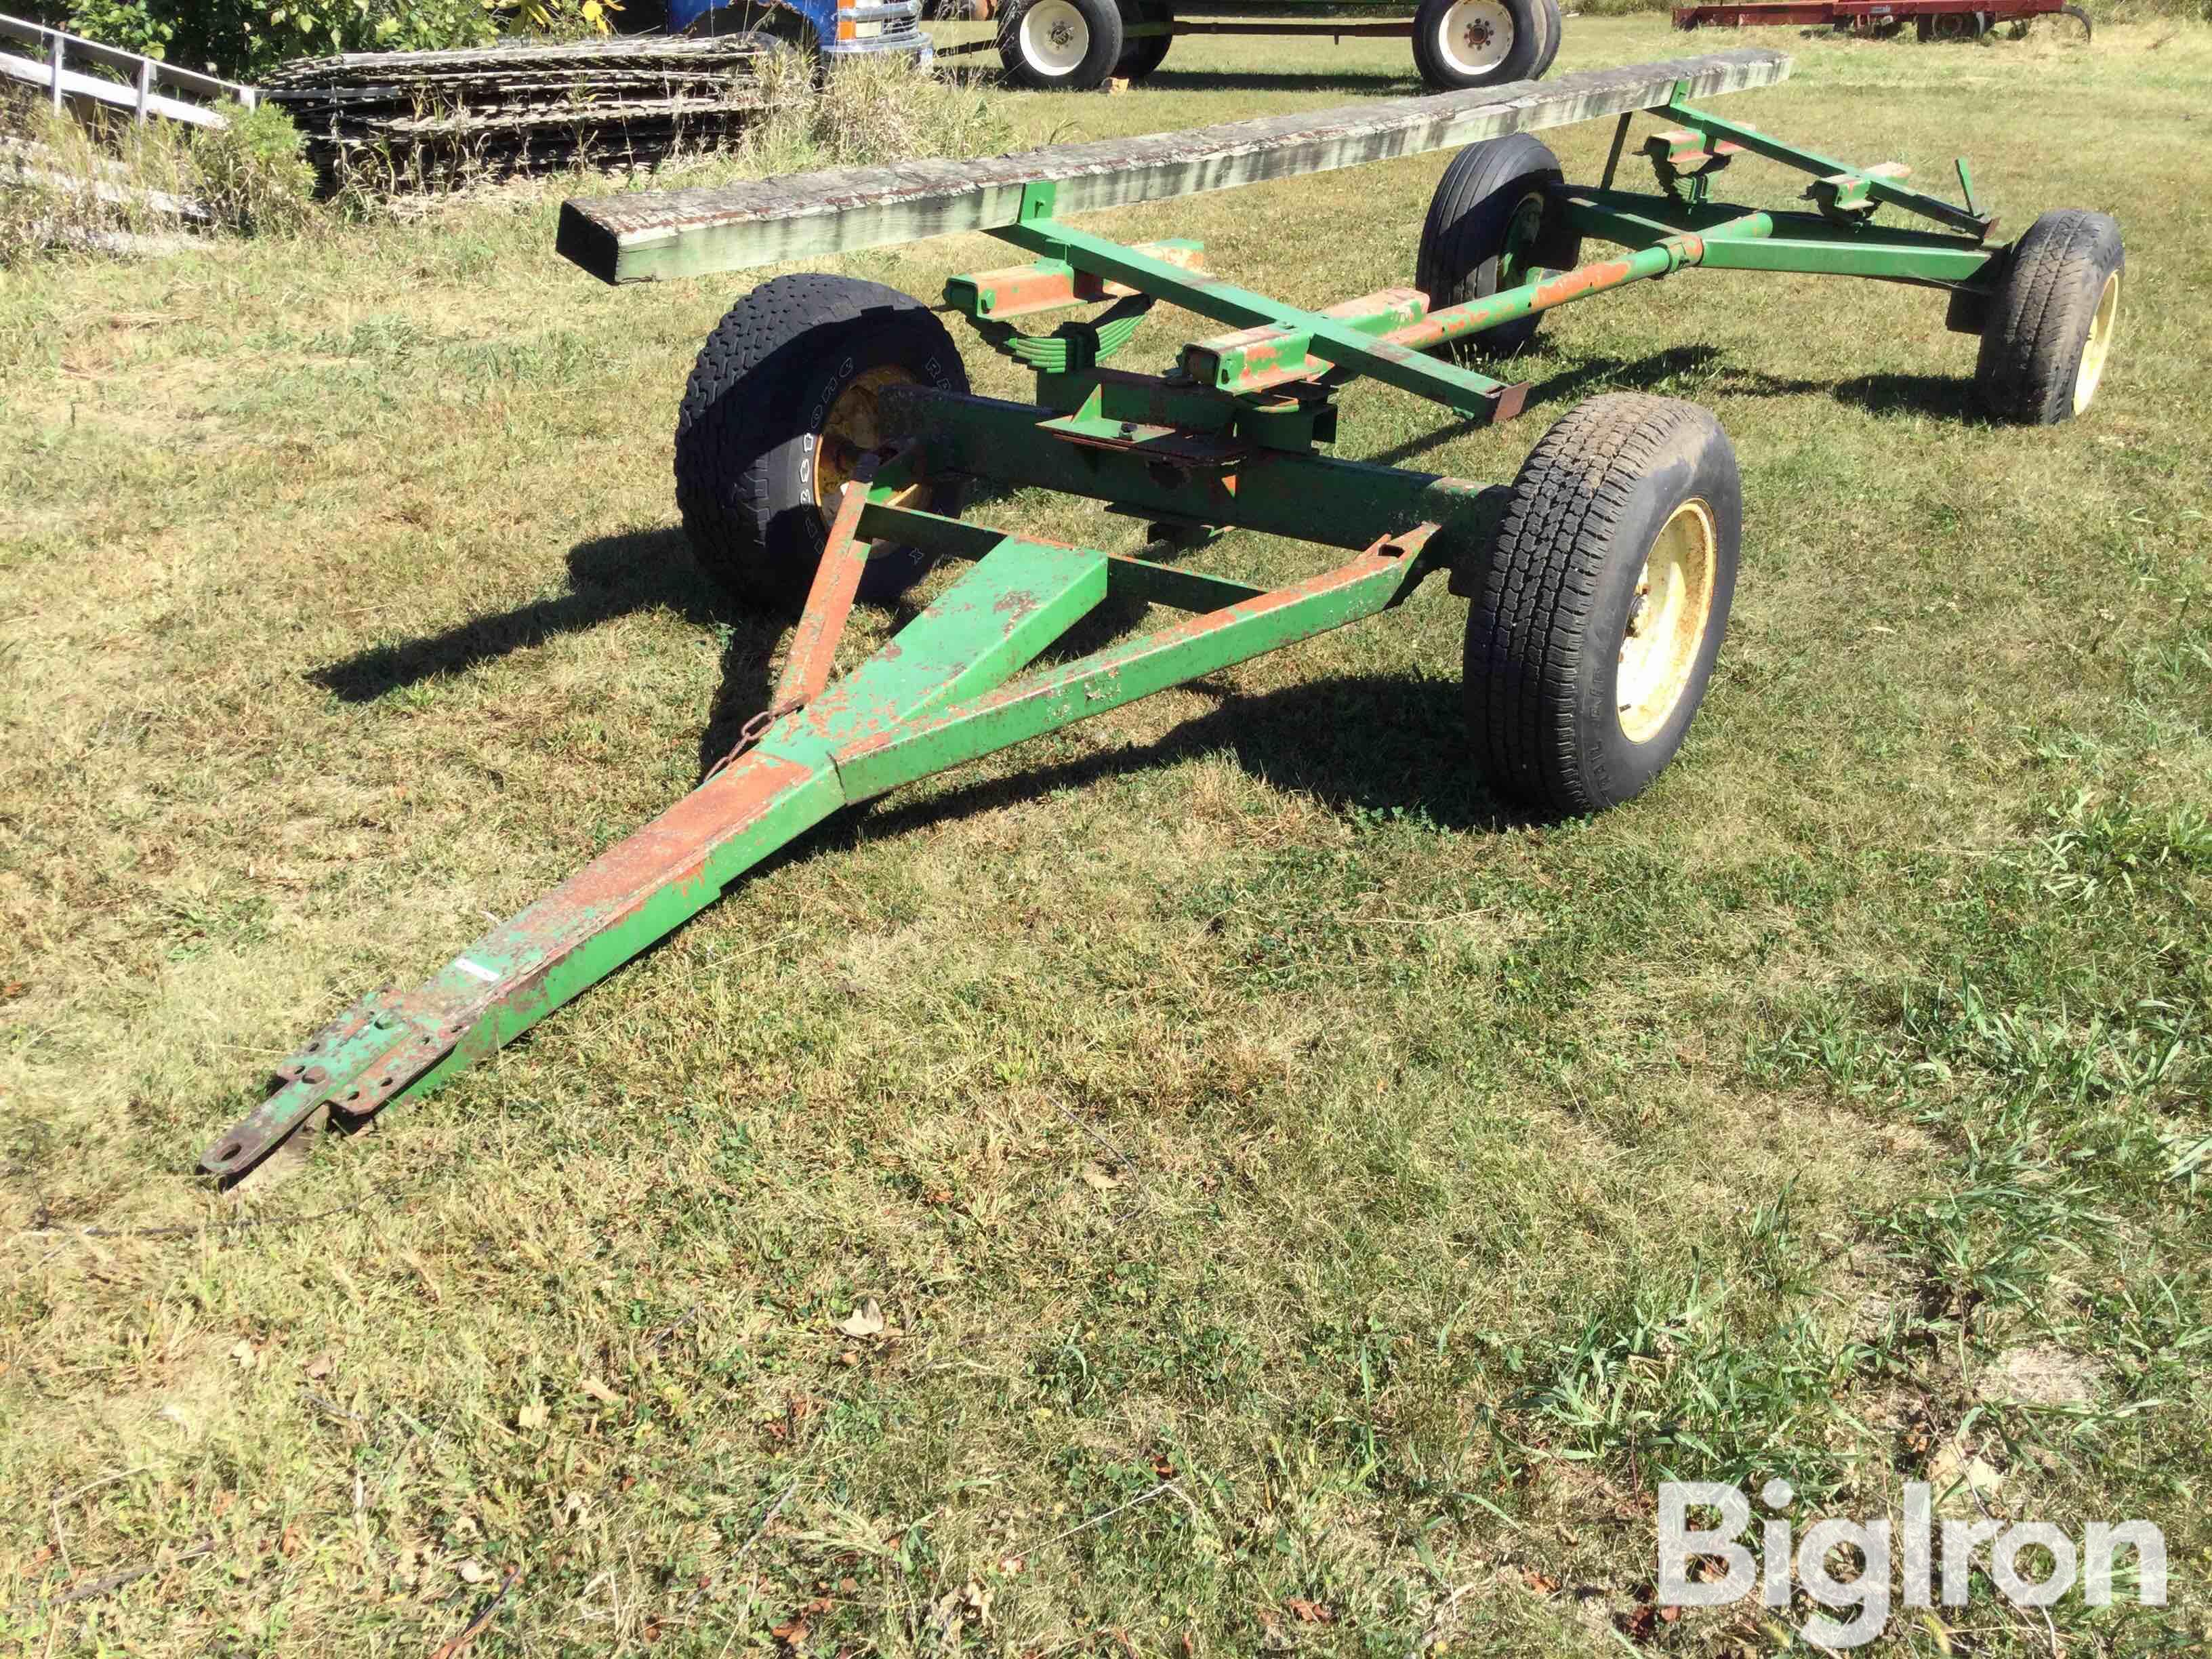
<box><xmin>199</xmin><ymin>48</ymin><xmax>2125</xmax><ymax>1181</ymax></box>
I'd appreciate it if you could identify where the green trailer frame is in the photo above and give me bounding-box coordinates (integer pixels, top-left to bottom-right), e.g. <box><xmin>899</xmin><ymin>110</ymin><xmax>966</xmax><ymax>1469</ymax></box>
<box><xmin>199</xmin><ymin>49</ymin><xmax>2124</xmax><ymax>1180</ymax></box>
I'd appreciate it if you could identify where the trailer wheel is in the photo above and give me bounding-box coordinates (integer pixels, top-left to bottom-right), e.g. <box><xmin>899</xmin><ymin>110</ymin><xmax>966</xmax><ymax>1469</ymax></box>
<box><xmin>1974</xmin><ymin>208</ymin><xmax>2123</xmax><ymax>424</ymax></box>
<box><xmin>1417</xmin><ymin>134</ymin><xmax>1580</xmax><ymax>360</ymax></box>
<box><xmin>1915</xmin><ymin>9</ymin><xmax>1988</xmax><ymax>39</ymax></box>
<box><xmin>1115</xmin><ymin>0</ymin><xmax>1172</xmax><ymax>79</ymax></box>
<box><xmin>1465</xmin><ymin>394</ymin><xmax>1740</xmax><ymax>814</ymax></box>
<box><xmin>675</xmin><ymin>274</ymin><xmax>969</xmax><ymax>612</ymax></box>
<box><xmin>1411</xmin><ymin>0</ymin><xmax>1542</xmax><ymax>90</ymax></box>
<box><xmin>998</xmin><ymin>0</ymin><xmax>1123</xmax><ymax>88</ymax></box>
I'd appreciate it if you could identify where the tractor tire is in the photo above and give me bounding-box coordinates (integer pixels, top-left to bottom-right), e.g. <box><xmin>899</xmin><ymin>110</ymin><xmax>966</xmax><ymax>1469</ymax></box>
<box><xmin>1410</xmin><ymin>0</ymin><xmax>1543</xmax><ymax>89</ymax></box>
<box><xmin>674</xmin><ymin>274</ymin><xmax>969</xmax><ymax>613</ymax></box>
<box><xmin>2059</xmin><ymin>3</ymin><xmax>2091</xmax><ymax>37</ymax></box>
<box><xmin>998</xmin><ymin>0</ymin><xmax>1124</xmax><ymax>87</ymax></box>
<box><xmin>1465</xmin><ymin>394</ymin><xmax>1740</xmax><ymax>815</ymax></box>
<box><xmin>1973</xmin><ymin>208</ymin><xmax>2123</xmax><ymax>424</ymax></box>
<box><xmin>1115</xmin><ymin>0</ymin><xmax>1173</xmax><ymax>79</ymax></box>
<box><xmin>1416</xmin><ymin>133</ymin><xmax>1581</xmax><ymax>359</ymax></box>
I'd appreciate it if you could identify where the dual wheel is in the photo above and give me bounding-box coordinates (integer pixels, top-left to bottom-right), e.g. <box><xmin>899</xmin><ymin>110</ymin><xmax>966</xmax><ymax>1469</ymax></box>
<box><xmin>995</xmin><ymin>0</ymin><xmax>1168</xmax><ymax>89</ymax></box>
<box><xmin>1915</xmin><ymin>5</ymin><xmax>2090</xmax><ymax>37</ymax></box>
<box><xmin>996</xmin><ymin>0</ymin><xmax>1559</xmax><ymax>91</ymax></box>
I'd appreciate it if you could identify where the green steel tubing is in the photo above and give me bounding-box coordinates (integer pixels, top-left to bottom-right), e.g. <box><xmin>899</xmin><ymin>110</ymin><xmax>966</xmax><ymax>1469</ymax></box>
<box><xmin>998</xmin><ymin>208</ymin><xmax>1523</xmax><ymax>421</ymax></box>
<box><xmin>878</xmin><ymin>385</ymin><xmax>1504</xmax><ymax>556</ymax></box>
<box><xmin>832</xmin><ymin>532</ymin><xmax>1437</xmax><ymax>802</ymax></box>
<box><xmin>1557</xmin><ymin>190</ymin><xmax>2000</xmax><ymax>286</ymax></box>
<box><xmin>1662</xmin><ymin>98</ymin><xmax>1994</xmax><ymax>237</ymax></box>
<box><xmin>198</xmin><ymin>512</ymin><xmax>1447</xmax><ymax>1180</ymax></box>
<box><xmin>201</xmin><ymin>533</ymin><xmax>1105</xmax><ymax>1178</ymax></box>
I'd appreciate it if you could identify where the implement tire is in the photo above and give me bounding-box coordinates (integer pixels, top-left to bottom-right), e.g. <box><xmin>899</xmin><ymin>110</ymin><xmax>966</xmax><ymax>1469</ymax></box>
<box><xmin>1974</xmin><ymin>208</ymin><xmax>2123</xmax><ymax>424</ymax></box>
<box><xmin>1411</xmin><ymin>0</ymin><xmax>1542</xmax><ymax>89</ymax></box>
<box><xmin>1465</xmin><ymin>394</ymin><xmax>1740</xmax><ymax>814</ymax></box>
<box><xmin>1416</xmin><ymin>133</ymin><xmax>1581</xmax><ymax>360</ymax></box>
<box><xmin>674</xmin><ymin>274</ymin><xmax>969</xmax><ymax>613</ymax></box>
<box><xmin>999</xmin><ymin>0</ymin><xmax>1124</xmax><ymax>87</ymax></box>
<box><xmin>1116</xmin><ymin>0</ymin><xmax>1172</xmax><ymax>79</ymax></box>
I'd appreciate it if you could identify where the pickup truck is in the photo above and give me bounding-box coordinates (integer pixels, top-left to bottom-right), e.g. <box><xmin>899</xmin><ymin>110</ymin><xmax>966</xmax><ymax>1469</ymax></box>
<box><xmin>665</xmin><ymin>0</ymin><xmax>934</xmax><ymax>63</ymax></box>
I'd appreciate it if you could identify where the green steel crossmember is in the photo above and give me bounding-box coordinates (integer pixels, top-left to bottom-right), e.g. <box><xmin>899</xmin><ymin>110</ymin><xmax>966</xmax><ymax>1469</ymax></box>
<box><xmin>1557</xmin><ymin>190</ymin><xmax>2000</xmax><ymax>286</ymax></box>
<box><xmin>1662</xmin><ymin>98</ymin><xmax>1996</xmax><ymax>239</ymax></box>
<box><xmin>833</xmin><ymin>532</ymin><xmax>1433</xmax><ymax>802</ymax></box>
<box><xmin>996</xmin><ymin>192</ymin><xmax>1527</xmax><ymax>423</ymax></box>
<box><xmin>857</xmin><ymin>500</ymin><xmax>1271</xmax><ymax>615</ymax></box>
<box><xmin>874</xmin><ymin>384</ymin><xmax>1504</xmax><ymax>554</ymax></box>
<box><xmin>1182</xmin><ymin>286</ymin><xmax>1429</xmax><ymax>395</ymax></box>
<box><xmin>197</xmin><ymin>523</ymin><xmax>1437</xmax><ymax>1179</ymax></box>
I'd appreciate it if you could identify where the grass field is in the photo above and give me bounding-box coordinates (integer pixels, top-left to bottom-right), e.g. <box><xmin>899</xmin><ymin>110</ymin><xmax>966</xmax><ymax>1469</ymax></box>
<box><xmin>3</xmin><ymin>15</ymin><xmax>2209</xmax><ymax>1654</ymax></box>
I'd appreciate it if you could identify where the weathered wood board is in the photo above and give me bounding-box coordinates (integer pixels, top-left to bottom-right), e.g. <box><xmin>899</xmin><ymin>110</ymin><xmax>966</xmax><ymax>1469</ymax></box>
<box><xmin>558</xmin><ymin>49</ymin><xmax>1789</xmax><ymax>286</ymax></box>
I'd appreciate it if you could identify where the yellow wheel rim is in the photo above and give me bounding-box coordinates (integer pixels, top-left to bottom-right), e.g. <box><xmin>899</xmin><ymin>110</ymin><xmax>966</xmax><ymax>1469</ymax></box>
<box><xmin>813</xmin><ymin>365</ymin><xmax>925</xmax><ymax>514</ymax></box>
<box><xmin>1616</xmin><ymin>498</ymin><xmax>1717</xmax><ymax>745</ymax></box>
<box><xmin>2072</xmin><ymin>268</ymin><xmax>2121</xmax><ymax>416</ymax></box>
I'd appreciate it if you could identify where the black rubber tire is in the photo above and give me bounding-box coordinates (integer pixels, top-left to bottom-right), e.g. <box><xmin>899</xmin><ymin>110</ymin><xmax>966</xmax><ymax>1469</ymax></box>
<box><xmin>674</xmin><ymin>274</ymin><xmax>969</xmax><ymax>613</ymax></box>
<box><xmin>1416</xmin><ymin>134</ymin><xmax>1582</xmax><ymax>359</ymax></box>
<box><xmin>2060</xmin><ymin>3</ymin><xmax>2092</xmax><ymax>37</ymax></box>
<box><xmin>1410</xmin><ymin>0</ymin><xmax>1543</xmax><ymax>90</ymax></box>
<box><xmin>1115</xmin><ymin>0</ymin><xmax>1173</xmax><ymax>79</ymax></box>
<box><xmin>1914</xmin><ymin>9</ymin><xmax>1988</xmax><ymax>39</ymax></box>
<box><xmin>998</xmin><ymin>0</ymin><xmax>1124</xmax><ymax>88</ymax></box>
<box><xmin>1465</xmin><ymin>394</ymin><xmax>1741</xmax><ymax>815</ymax></box>
<box><xmin>1973</xmin><ymin>208</ymin><xmax>2124</xmax><ymax>425</ymax></box>
<box><xmin>1532</xmin><ymin>0</ymin><xmax>1563</xmax><ymax>77</ymax></box>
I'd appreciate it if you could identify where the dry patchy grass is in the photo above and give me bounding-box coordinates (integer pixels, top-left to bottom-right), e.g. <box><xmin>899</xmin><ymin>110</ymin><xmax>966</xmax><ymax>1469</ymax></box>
<box><xmin>1</xmin><ymin>18</ymin><xmax>2208</xmax><ymax>1656</ymax></box>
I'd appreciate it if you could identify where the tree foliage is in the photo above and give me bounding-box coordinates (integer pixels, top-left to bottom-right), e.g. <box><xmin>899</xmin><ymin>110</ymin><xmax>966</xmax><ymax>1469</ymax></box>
<box><xmin>46</xmin><ymin>0</ymin><xmax>621</xmax><ymax>81</ymax></box>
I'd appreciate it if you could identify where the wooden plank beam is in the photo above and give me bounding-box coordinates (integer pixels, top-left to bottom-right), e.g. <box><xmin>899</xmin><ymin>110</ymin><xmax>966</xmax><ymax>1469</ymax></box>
<box><xmin>557</xmin><ymin>47</ymin><xmax>1790</xmax><ymax>286</ymax></box>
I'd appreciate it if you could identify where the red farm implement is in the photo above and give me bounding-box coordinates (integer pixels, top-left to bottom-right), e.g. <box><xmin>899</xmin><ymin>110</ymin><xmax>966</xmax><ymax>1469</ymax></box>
<box><xmin>199</xmin><ymin>49</ymin><xmax>2126</xmax><ymax>1181</ymax></box>
<box><xmin>1673</xmin><ymin>0</ymin><xmax>2091</xmax><ymax>41</ymax></box>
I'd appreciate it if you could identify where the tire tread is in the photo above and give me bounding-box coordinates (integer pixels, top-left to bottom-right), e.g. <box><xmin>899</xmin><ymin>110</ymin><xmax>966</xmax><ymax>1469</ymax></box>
<box><xmin>1467</xmin><ymin>393</ymin><xmax>1728</xmax><ymax>814</ymax></box>
<box><xmin>1974</xmin><ymin>208</ymin><xmax>2123</xmax><ymax>425</ymax></box>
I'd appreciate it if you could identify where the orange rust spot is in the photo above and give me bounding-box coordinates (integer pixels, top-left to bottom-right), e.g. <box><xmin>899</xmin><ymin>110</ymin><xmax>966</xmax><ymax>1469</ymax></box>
<box><xmin>1532</xmin><ymin>258</ymin><xmax>1635</xmax><ymax>306</ymax></box>
<box><xmin>535</xmin><ymin>754</ymin><xmax>815</xmax><ymax>916</ymax></box>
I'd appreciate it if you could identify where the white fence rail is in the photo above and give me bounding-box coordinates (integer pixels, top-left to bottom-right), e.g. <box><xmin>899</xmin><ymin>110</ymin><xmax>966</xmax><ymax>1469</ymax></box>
<box><xmin>0</xmin><ymin>12</ymin><xmax>256</xmax><ymax>129</ymax></box>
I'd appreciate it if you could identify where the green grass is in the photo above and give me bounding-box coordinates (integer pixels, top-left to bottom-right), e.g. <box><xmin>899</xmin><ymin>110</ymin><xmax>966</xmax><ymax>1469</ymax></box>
<box><xmin>3</xmin><ymin>17</ymin><xmax>2209</xmax><ymax>1656</ymax></box>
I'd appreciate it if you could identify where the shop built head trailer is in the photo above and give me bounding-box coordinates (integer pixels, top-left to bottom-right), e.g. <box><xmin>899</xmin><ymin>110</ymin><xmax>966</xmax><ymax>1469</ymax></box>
<box><xmin>199</xmin><ymin>47</ymin><xmax>2125</xmax><ymax>1181</ymax></box>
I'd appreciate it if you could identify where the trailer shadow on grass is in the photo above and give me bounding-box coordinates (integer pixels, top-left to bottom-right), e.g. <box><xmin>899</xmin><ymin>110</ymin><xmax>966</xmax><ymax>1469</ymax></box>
<box><xmin>311</xmin><ymin>525</ymin><xmax>790</xmax><ymax>778</ymax></box>
<box><xmin>312</xmin><ymin>526</ymin><xmax>729</xmax><ymax>705</ymax></box>
<box><xmin>836</xmin><ymin>668</ymin><xmax>1536</xmax><ymax>853</ymax></box>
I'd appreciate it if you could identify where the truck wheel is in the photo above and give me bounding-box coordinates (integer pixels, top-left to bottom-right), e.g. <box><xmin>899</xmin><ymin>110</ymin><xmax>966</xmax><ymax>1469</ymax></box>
<box><xmin>1974</xmin><ymin>208</ymin><xmax>2123</xmax><ymax>424</ymax></box>
<box><xmin>1115</xmin><ymin>0</ymin><xmax>1173</xmax><ymax>80</ymax></box>
<box><xmin>1411</xmin><ymin>0</ymin><xmax>1542</xmax><ymax>91</ymax></box>
<box><xmin>998</xmin><ymin>0</ymin><xmax>1123</xmax><ymax>88</ymax></box>
<box><xmin>1416</xmin><ymin>134</ymin><xmax>1580</xmax><ymax>359</ymax></box>
<box><xmin>1465</xmin><ymin>394</ymin><xmax>1740</xmax><ymax>815</ymax></box>
<box><xmin>675</xmin><ymin>274</ymin><xmax>969</xmax><ymax>613</ymax></box>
